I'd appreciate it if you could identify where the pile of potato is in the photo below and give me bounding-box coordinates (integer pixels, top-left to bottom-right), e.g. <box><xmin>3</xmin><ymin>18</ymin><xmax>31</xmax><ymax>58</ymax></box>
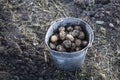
<box><xmin>49</xmin><ymin>25</ymin><xmax>88</xmax><ymax>52</ymax></box>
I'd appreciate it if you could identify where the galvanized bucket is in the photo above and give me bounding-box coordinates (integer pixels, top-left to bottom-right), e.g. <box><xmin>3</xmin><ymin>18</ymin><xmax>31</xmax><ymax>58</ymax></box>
<box><xmin>45</xmin><ymin>17</ymin><xmax>94</xmax><ymax>71</ymax></box>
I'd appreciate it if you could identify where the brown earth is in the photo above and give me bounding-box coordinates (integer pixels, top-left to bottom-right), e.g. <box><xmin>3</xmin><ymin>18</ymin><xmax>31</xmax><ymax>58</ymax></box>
<box><xmin>0</xmin><ymin>0</ymin><xmax>120</xmax><ymax>80</ymax></box>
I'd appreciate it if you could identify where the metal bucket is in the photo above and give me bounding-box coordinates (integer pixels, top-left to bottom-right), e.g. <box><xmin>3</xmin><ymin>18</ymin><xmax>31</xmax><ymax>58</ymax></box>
<box><xmin>45</xmin><ymin>17</ymin><xmax>94</xmax><ymax>71</ymax></box>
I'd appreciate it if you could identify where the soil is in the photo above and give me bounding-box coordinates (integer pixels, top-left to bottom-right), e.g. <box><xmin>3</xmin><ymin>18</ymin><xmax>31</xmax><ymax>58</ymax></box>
<box><xmin>0</xmin><ymin>0</ymin><xmax>120</xmax><ymax>80</ymax></box>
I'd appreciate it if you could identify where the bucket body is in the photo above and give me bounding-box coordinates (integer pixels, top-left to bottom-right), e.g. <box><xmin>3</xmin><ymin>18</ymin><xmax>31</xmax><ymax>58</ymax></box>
<box><xmin>45</xmin><ymin>17</ymin><xmax>94</xmax><ymax>71</ymax></box>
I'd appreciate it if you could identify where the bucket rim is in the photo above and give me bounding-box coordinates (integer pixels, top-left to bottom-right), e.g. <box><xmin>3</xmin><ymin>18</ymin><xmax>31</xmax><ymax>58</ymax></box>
<box><xmin>45</xmin><ymin>17</ymin><xmax>94</xmax><ymax>54</ymax></box>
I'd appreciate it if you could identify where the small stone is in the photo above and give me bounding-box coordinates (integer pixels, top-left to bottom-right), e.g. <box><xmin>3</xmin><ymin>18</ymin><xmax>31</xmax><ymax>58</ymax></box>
<box><xmin>72</xmin><ymin>30</ymin><xmax>79</xmax><ymax>37</ymax></box>
<box><xmin>79</xmin><ymin>31</ymin><xmax>85</xmax><ymax>40</ymax></box>
<box><xmin>59</xmin><ymin>31</ymin><xmax>66</xmax><ymax>40</ymax></box>
<box><xmin>67</xmin><ymin>26</ymin><xmax>73</xmax><ymax>31</ymax></box>
<box><xmin>95</xmin><ymin>12</ymin><xmax>100</xmax><ymax>18</ymax></box>
<box><xmin>99</xmin><ymin>13</ymin><xmax>105</xmax><ymax>17</ymax></box>
<box><xmin>109</xmin><ymin>23</ymin><xmax>114</xmax><ymax>27</ymax></box>
<box><xmin>100</xmin><ymin>27</ymin><xmax>106</xmax><ymax>35</ymax></box>
<box><xmin>59</xmin><ymin>27</ymin><xmax>65</xmax><ymax>32</ymax></box>
<box><xmin>16</xmin><ymin>60</ymin><xmax>23</xmax><ymax>64</ymax></box>
<box><xmin>73</xmin><ymin>0</ymin><xmax>87</xmax><ymax>6</ymax></box>
<box><xmin>49</xmin><ymin>42</ymin><xmax>56</xmax><ymax>50</ymax></box>
<box><xmin>115</xmin><ymin>49</ymin><xmax>120</xmax><ymax>55</ymax></box>
<box><xmin>89</xmin><ymin>11</ymin><xmax>95</xmax><ymax>17</ymax></box>
<box><xmin>74</xmin><ymin>26</ymin><xmax>82</xmax><ymax>30</ymax></box>
<box><xmin>56</xmin><ymin>45</ymin><xmax>65</xmax><ymax>52</ymax></box>
<box><xmin>99</xmin><ymin>73</ymin><xmax>106</xmax><ymax>80</ymax></box>
<box><xmin>96</xmin><ymin>21</ymin><xmax>104</xmax><ymax>25</ymax></box>
<box><xmin>105</xmin><ymin>11</ymin><xmax>111</xmax><ymax>15</ymax></box>
<box><xmin>0</xmin><ymin>46</ymin><xmax>5</xmax><ymax>53</ymax></box>
<box><xmin>116</xmin><ymin>19</ymin><xmax>120</xmax><ymax>24</ymax></box>
<box><xmin>82</xmin><ymin>40</ymin><xmax>88</xmax><ymax>47</ymax></box>
<box><xmin>117</xmin><ymin>57</ymin><xmax>120</xmax><ymax>60</ymax></box>
<box><xmin>50</xmin><ymin>35</ymin><xmax>58</xmax><ymax>42</ymax></box>
<box><xmin>39</xmin><ymin>77</ymin><xmax>44</xmax><ymax>80</ymax></box>
<box><xmin>66</xmin><ymin>34</ymin><xmax>74</xmax><ymax>41</ymax></box>
<box><xmin>71</xmin><ymin>43</ymin><xmax>76</xmax><ymax>50</ymax></box>
<box><xmin>32</xmin><ymin>23</ymin><xmax>40</xmax><ymax>27</ymax></box>
<box><xmin>21</xmin><ymin>13</ymin><xmax>29</xmax><ymax>21</ymax></box>
<box><xmin>75</xmin><ymin>39</ymin><xmax>81</xmax><ymax>47</ymax></box>
<box><xmin>33</xmin><ymin>42</ymin><xmax>39</xmax><ymax>46</ymax></box>
<box><xmin>63</xmin><ymin>40</ymin><xmax>71</xmax><ymax>49</ymax></box>
<box><xmin>0</xmin><ymin>41</ymin><xmax>2</xmax><ymax>46</ymax></box>
<box><xmin>13</xmin><ymin>76</ymin><xmax>20</xmax><ymax>80</ymax></box>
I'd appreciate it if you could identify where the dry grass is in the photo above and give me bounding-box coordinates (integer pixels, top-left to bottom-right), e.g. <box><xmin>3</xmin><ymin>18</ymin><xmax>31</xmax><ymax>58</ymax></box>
<box><xmin>0</xmin><ymin>0</ymin><xmax>119</xmax><ymax>80</ymax></box>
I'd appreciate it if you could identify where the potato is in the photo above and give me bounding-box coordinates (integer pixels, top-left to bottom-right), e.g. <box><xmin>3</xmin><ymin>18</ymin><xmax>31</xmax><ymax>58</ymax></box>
<box><xmin>66</xmin><ymin>34</ymin><xmax>74</xmax><ymax>41</ymax></box>
<box><xmin>50</xmin><ymin>35</ymin><xmax>58</xmax><ymax>42</ymax></box>
<box><xmin>63</xmin><ymin>40</ymin><xmax>71</xmax><ymax>49</ymax></box>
